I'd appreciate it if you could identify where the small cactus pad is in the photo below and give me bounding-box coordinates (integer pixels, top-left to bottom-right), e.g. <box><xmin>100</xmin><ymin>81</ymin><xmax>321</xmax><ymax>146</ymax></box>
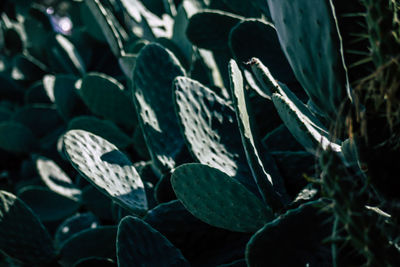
<box><xmin>0</xmin><ymin>121</ymin><xmax>37</xmax><ymax>154</ymax></box>
<box><xmin>36</xmin><ymin>156</ymin><xmax>82</xmax><ymax>201</ymax></box>
<box><xmin>228</xmin><ymin>60</ymin><xmax>289</xmax><ymax>209</ymax></box>
<box><xmin>272</xmin><ymin>93</ymin><xmax>341</xmax><ymax>155</ymax></box>
<box><xmin>68</xmin><ymin>116</ymin><xmax>132</xmax><ymax>149</ymax></box>
<box><xmin>63</xmin><ymin>130</ymin><xmax>147</xmax><ymax>215</ymax></box>
<box><xmin>246</xmin><ymin>200</ymin><xmax>332</xmax><ymax>266</ymax></box>
<box><xmin>79</xmin><ymin>72</ymin><xmax>137</xmax><ymax>129</ymax></box>
<box><xmin>173</xmin><ymin>76</ymin><xmax>258</xmax><ymax>194</ymax></box>
<box><xmin>59</xmin><ymin>226</ymin><xmax>117</xmax><ymax>266</ymax></box>
<box><xmin>0</xmin><ymin>190</ymin><xmax>56</xmax><ymax>264</ymax></box>
<box><xmin>133</xmin><ymin>43</ymin><xmax>186</xmax><ymax>175</ymax></box>
<box><xmin>18</xmin><ymin>186</ymin><xmax>81</xmax><ymax>222</ymax></box>
<box><xmin>117</xmin><ymin>216</ymin><xmax>189</xmax><ymax>267</ymax></box>
<box><xmin>171</xmin><ymin>163</ymin><xmax>273</xmax><ymax>232</ymax></box>
<box><xmin>267</xmin><ymin>0</ymin><xmax>349</xmax><ymax>119</ymax></box>
<box><xmin>186</xmin><ymin>10</ymin><xmax>242</xmax><ymax>50</ymax></box>
<box><xmin>229</xmin><ymin>19</ymin><xmax>295</xmax><ymax>83</ymax></box>
<box><xmin>54</xmin><ymin>212</ymin><xmax>100</xmax><ymax>249</ymax></box>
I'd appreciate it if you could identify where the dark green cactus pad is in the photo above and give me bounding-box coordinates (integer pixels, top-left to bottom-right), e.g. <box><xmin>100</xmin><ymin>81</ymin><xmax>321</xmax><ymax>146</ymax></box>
<box><xmin>0</xmin><ymin>106</ymin><xmax>11</xmax><ymax>123</ymax></box>
<box><xmin>173</xmin><ymin>76</ymin><xmax>258</xmax><ymax>194</ymax></box>
<box><xmin>218</xmin><ymin>259</ymin><xmax>247</xmax><ymax>267</ymax></box>
<box><xmin>79</xmin><ymin>72</ymin><xmax>137</xmax><ymax>129</ymax></box>
<box><xmin>59</xmin><ymin>226</ymin><xmax>117</xmax><ymax>266</ymax></box>
<box><xmin>18</xmin><ymin>186</ymin><xmax>81</xmax><ymax>222</ymax></box>
<box><xmin>186</xmin><ymin>10</ymin><xmax>242</xmax><ymax>50</ymax></box>
<box><xmin>144</xmin><ymin>200</ymin><xmax>251</xmax><ymax>266</ymax></box>
<box><xmin>82</xmin><ymin>185</ymin><xmax>113</xmax><ymax>221</ymax></box>
<box><xmin>229</xmin><ymin>19</ymin><xmax>295</xmax><ymax>84</ymax></box>
<box><xmin>12</xmin><ymin>105</ymin><xmax>62</xmax><ymax>138</ymax></box>
<box><xmin>117</xmin><ymin>216</ymin><xmax>189</xmax><ymax>267</ymax></box>
<box><xmin>266</xmin><ymin>0</ymin><xmax>349</xmax><ymax>119</ymax></box>
<box><xmin>133</xmin><ymin>43</ymin><xmax>186</xmax><ymax>175</ymax></box>
<box><xmin>54</xmin><ymin>212</ymin><xmax>100</xmax><ymax>249</ymax></box>
<box><xmin>0</xmin><ymin>121</ymin><xmax>37</xmax><ymax>154</ymax></box>
<box><xmin>272</xmin><ymin>92</ymin><xmax>341</xmax><ymax>155</ymax></box>
<box><xmin>220</xmin><ymin>0</ymin><xmax>263</xmax><ymax>17</ymax></box>
<box><xmin>171</xmin><ymin>163</ymin><xmax>273</xmax><ymax>232</ymax></box>
<box><xmin>73</xmin><ymin>257</ymin><xmax>116</xmax><ymax>267</ymax></box>
<box><xmin>46</xmin><ymin>33</ymin><xmax>86</xmax><ymax>76</ymax></box>
<box><xmin>68</xmin><ymin>116</ymin><xmax>132</xmax><ymax>149</ymax></box>
<box><xmin>12</xmin><ymin>54</ymin><xmax>47</xmax><ymax>82</ymax></box>
<box><xmin>80</xmin><ymin>1</ymin><xmax>107</xmax><ymax>43</ymax></box>
<box><xmin>246</xmin><ymin>200</ymin><xmax>332</xmax><ymax>267</ymax></box>
<box><xmin>43</xmin><ymin>74</ymin><xmax>85</xmax><ymax>120</ymax></box>
<box><xmin>0</xmin><ymin>190</ymin><xmax>56</xmax><ymax>264</ymax></box>
<box><xmin>36</xmin><ymin>156</ymin><xmax>82</xmax><ymax>201</ymax></box>
<box><xmin>228</xmin><ymin>60</ymin><xmax>289</xmax><ymax>209</ymax></box>
<box><xmin>63</xmin><ymin>130</ymin><xmax>147</xmax><ymax>215</ymax></box>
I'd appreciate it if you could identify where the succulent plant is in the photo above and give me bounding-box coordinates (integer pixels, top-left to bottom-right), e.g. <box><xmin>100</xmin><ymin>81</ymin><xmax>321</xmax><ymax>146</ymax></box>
<box><xmin>0</xmin><ymin>0</ymin><xmax>399</xmax><ymax>266</ymax></box>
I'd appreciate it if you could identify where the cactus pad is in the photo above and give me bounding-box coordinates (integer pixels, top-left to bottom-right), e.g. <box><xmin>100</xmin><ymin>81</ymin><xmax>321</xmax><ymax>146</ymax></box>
<box><xmin>133</xmin><ymin>43</ymin><xmax>186</xmax><ymax>175</ymax></box>
<box><xmin>117</xmin><ymin>216</ymin><xmax>189</xmax><ymax>267</ymax></box>
<box><xmin>171</xmin><ymin>163</ymin><xmax>272</xmax><ymax>232</ymax></box>
<box><xmin>63</xmin><ymin>130</ymin><xmax>147</xmax><ymax>215</ymax></box>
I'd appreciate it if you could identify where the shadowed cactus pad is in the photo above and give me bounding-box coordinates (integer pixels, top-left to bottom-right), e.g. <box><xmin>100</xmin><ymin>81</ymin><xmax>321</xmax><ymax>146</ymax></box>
<box><xmin>63</xmin><ymin>130</ymin><xmax>147</xmax><ymax>215</ymax></box>
<box><xmin>0</xmin><ymin>190</ymin><xmax>56</xmax><ymax>264</ymax></box>
<box><xmin>0</xmin><ymin>121</ymin><xmax>38</xmax><ymax>154</ymax></box>
<box><xmin>133</xmin><ymin>43</ymin><xmax>186</xmax><ymax>175</ymax></box>
<box><xmin>171</xmin><ymin>163</ymin><xmax>273</xmax><ymax>232</ymax></box>
<box><xmin>266</xmin><ymin>0</ymin><xmax>349</xmax><ymax>119</ymax></box>
<box><xmin>117</xmin><ymin>216</ymin><xmax>189</xmax><ymax>267</ymax></box>
<box><xmin>229</xmin><ymin>60</ymin><xmax>289</xmax><ymax>209</ymax></box>
<box><xmin>246</xmin><ymin>200</ymin><xmax>332</xmax><ymax>267</ymax></box>
<box><xmin>79</xmin><ymin>72</ymin><xmax>137</xmax><ymax>129</ymax></box>
<box><xmin>173</xmin><ymin>76</ymin><xmax>259</xmax><ymax>194</ymax></box>
<box><xmin>36</xmin><ymin>156</ymin><xmax>82</xmax><ymax>201</ymax></box>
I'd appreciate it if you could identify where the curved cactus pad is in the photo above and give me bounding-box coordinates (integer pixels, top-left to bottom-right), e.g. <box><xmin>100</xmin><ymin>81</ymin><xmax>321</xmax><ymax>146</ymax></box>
<box><xmin>59</xmin><ymin>226</ymin><xmax>117</xmax><ymax>266</ymax></box>
<box><xmin>0</xmin><ymin>121</ymin><xmax>37</xmax><ymax>154</ymax></box>
<box><xmin>272</xmin><ymin>93</ymin><xmax>341</xmax><ymax>155</ymax></box>
<box><xmin>63</xmin><ymin>130</ymin><xmax>147</xmax><ymax>215</ymax></box>
<box><xmin>36</xmin><ymin>156</ymin><xmax>82</xmax><ymax>201</ymax></box>
<box><xmin>229</xmin><ymin>60</ymin><xmax>288</xmax><ymax>209</ymax></box>
<box><xmin>246</xmin><ymin>200</ymin><xmax>332</xmax><ymax>266</ymax></box>
<box><xmin>117</xmin><ymin>216</ymin><xmax>189</xmax><ymax>267</ymax></box>
<box><xmin>68</xmin><ymin>116</ymin><xmax>132</xmax><ymax>149</ymax></box>
<box><xmin>133</xmin><ymin>43</ymin><xmax>186</xmax><ymax>174</ymax></box>
<box><xmin>267</xmin><ymin>0</ymin><xmax>349</xmax><ymax>119</ymax></box>
<box><xmin>173</xmin><ymin>76</ymin><xmax>258</xmax><ymax>194</ymax></box>
<box><xmin>0</xmin><ymin>190</ymin><xmax>56</xmax><ymax>264</ymax></box>
<box><xmin>79</xmin><ymin>72</ymin><xmax>137</xmax><ymax>128</ymax></box>
<box><xmin>171</xmin><ymin>163</ymin><xmax>272</xmax><ymax>232</ymax></box>
<box><xmin>229</xmin><ymin>19</ymin><xmax>295</xmax><ymax>83</ymax></box>
<box><xmin>55</xmin><ymin>212</ymin><xmax>100</xmax><ymax>249</ymax></box>
<box><xmin>186</xmin><ymin>10</ymin><xmax>242</xmax><ymax>50</ymax></box>
<box><xmin>18</xmin><ymin>186</ymin><xmax>81</xmax><ymax>222</ymax></box>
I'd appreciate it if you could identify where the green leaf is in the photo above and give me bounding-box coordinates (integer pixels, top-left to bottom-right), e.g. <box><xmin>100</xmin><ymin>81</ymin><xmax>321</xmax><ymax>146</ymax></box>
<box><xmin>0</xmin><ymin>121</ymin><xmax>38</xmax><ymax>154</ymax></box>
<box><xmin>0</xmin><ymin>190</ymin><xmax>56</xmax><ymax>264</ymax></box>
<box><xmin>171</xmin><ymin>163</ymin><xmax>273</xmax><ymax>232</ymax></box>
<box><xmin>246</xmin><ymin>200</ymin><xmax>332</xmax><ymax>266</ymax></box>
<box><xmin>59</xmin><ymin>226</ymin><xmax>117</xmax><ymax>266</ymax></box>
<box><xmin>78</xmin><ymin>72</ymin><xmax>137</xmax><ymax>129</ymax></box>
<box><xmin>54</xmin><ymin>212</ymin><xmax>100</xmax><ymax>249</ymax></box>
<box><xmin>36</xmin><ymin>156</ymin><xmax>82</xmax><ymax>201</ymax></box>
<box><xmin>186</xmin><ymin>10</ymin><xmax>242</xmax><ymax>50</ymax></box>
<box><xmin>17</xmin><ymin>186</ymin><xmax>80</xmax><ymax>222</ymax></box>
<box><xmin>133</xmin><ymin>43</ymin><xmax>186</xmax><ymax>175</ymax></box>
<box><xmin>173</xmin><ymin>76</ymin><xmax>259</xmax><ymax>195</ymax></box>
<box><xmin>266</xmin><ymin>0</ymin><xmax>350</xmax><ymax>119</ymax></box>
<box><xmin>117</xmin><ymin>216</ymin><xmax>189</xmax><ymax>266</ymax></box>
<box><xmin>228</xmin><ymin>60</ymin><xmax>289</xmax><ymax>209</ymax></box>
<box><xmin>68</xmin><ymin>116</ymin><xmax>132</xmax><ymax>149</ymax></box>
<box><xmin>63</xmin><ymin>130</ymin><xmax>147</xmax><ymax>215</ymax></box>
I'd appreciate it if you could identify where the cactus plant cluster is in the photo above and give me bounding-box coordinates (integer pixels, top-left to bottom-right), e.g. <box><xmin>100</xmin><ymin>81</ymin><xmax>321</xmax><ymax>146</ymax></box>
<box><xmin>0</xmin><ymin>0</ymin><xmax>399</xmax><ymax>266</ymax></box>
